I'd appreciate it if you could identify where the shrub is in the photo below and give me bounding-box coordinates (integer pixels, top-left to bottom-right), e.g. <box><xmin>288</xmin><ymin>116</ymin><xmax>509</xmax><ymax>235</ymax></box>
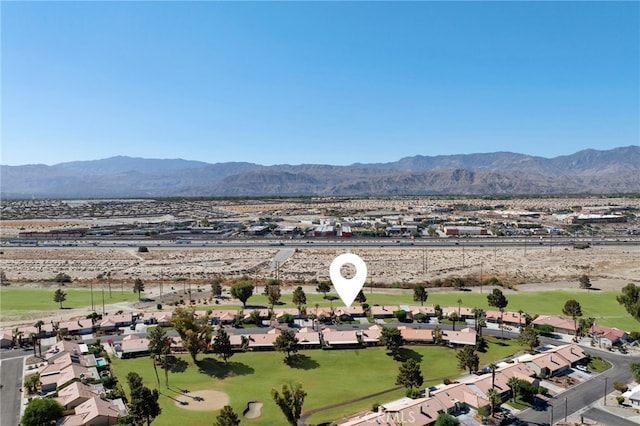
<box><xmin>613</xmin><ymin>382</ymin><xmax>628</xmax><ymax>393</ymax></box>
<box><xmin>393</xmin><ymin>310</ymin><xmax>407</xmax><ymax>322</ymax></box>
<box><xmin>414</xmin><ymin>313</ymin><xmax>427</xmax><ymax>323</ymax></box>
<box><xmin>371</xmin><ymin>403</ymin><xmax>380</xmax><ymax>412</ymax></box>
<box><xmin>616</xmin><ymin>396</ymin><xmax>625</xmax><ymax>405</ymax></box>
<box><xmin>156</xmin><ymin>303</ymin><xmax>162</xmax><ymax>310</ymax></box>
<box><xmin>138</xmin><ymin>246</ymin><xmax>149</xmax><ymax>253</ymax></box>
<box><xmin>278</xmin><ymin>313</ymin><xmax>294</xmax><ymax>325</ymax></box>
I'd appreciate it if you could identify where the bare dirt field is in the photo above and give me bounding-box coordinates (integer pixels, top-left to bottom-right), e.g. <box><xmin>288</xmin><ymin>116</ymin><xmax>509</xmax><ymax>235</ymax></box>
<box><xmin>1</xmin><ymin>245</ymin><xmax>637</xmax><ymax>287</ymax></box>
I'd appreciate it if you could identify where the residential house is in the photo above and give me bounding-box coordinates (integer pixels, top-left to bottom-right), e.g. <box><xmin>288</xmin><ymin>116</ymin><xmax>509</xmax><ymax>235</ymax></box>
<box><xmin>98</xmin><ymin>314</ymin><xmax>134</xmax><ymax>332</ymax></box>
<box><xmin>442</xmin><ymin>328</ymin><xmax>477</xmax><ymax>346</ymax></box>
<box><xmin>321</xmin><ymin>328</ymin><xmax>360</xmax><ymax>348</ymax></box>
<box><xmin>408</xmin><ymin>305</ymin><xmax>436</xmax><ymax>321</ymax></box>
<box><xmin>398</xmin><ymin>327</ymin><xmax>434</xmax><ymax>344</ymax></box>
<box><xmin>622</xmin><ymin>384</ymin><xmax>640</xmax><ymax>407</ymax></box>
<box><xmin>360</xmin><ymin>325</ymin><xmax>383</xmax><ymax>345</ymax></box>
<box><xmin>431</xmin><ymin>382</ymin><xmax>489</xmax><ymax>412</ymax></box>
<box><xmin>58</xmin><ymin>320</ymin><xmax>94</xmax><ymax>336</ymax></box>
<box><xmin>56</xmin><ymin>395</ymin><xmax>127</xmax><ymax>426</ymax></box>
<box><xmin>0</xmin><ymin>329</ymin><xmax>13</xmax><ymax>348</ymax></box>
<box><xmin>118</xmin><ymin>334</ymin><xmax>150</xmax><ymax>358</ymax></box>
<box><xmin>335</xmin><ymin>306</ymin><xmax>365</xmax><ymax>321</ymax></box>
<box><xmin>297</xmin><ymin>327</ymin><xmax>321</xmax><ymax>349</ymax></box>
<box><xmin>141</xmin><ymin>311</ymin><xmax>173</xmax><ymax>326</ymax></box>
<box><xmin>589</xmin><ymin>325</ymin><xmax>629</xmax><ymax>347</ymax></box>
<box><xmin>55</xmin><ymin>381</ymin><xmax>103</xmax><ymax>409</ymax></box>
<box><xmin>532</xmin><ymin>315</ymin><xmax>578</xmax><ymax>335</ymax></box>
<box><xmin>524</xmin><ymin>352</ymin><xmax>571</xmax><ymax>378</ymax></box>
<box><xmin>246</xmin><ymin>328</ymin><xmax>281</xmax><ymax>351</ymax></box>
<box><xmin>370</xmin><ymin>306</ymin><xmax>399</xmax><ymax>318</ymax></box>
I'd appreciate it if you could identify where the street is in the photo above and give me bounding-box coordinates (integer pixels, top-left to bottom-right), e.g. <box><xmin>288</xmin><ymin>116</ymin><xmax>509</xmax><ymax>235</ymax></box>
<box><xmin>0</xmin><ymin>357</ymin><xmax>25</xmax><ymax>426</ymax></box>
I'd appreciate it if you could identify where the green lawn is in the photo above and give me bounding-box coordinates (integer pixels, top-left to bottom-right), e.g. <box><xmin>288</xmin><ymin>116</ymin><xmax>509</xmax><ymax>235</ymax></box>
<box><xmin>1</xmin><ymin>287</ymin><xmax>636</xmax><ymax>331</ymax></box>
<box><xmin>0</xmin><ymin>287</ymin><xmax>141</xmax><ymax>318</ymax></box>
<box><xmin>110</xmin><ymin>337</ymin><xmax>527</xmax><ymax>426</ymax></box>
<box><xmin>221</xmin><ymin>289</ymin><xmax>637</xmax><ymax>331</ymax></box>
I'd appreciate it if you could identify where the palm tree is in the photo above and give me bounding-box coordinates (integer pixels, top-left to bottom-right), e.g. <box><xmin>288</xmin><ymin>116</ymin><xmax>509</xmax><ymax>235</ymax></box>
<box><xmin>457</xmin><ymin>298</ymin><xmax>462</xmax><ymax>315</ymax></box>
<box><xmin>472</xmin><ymin>307</ymin><xmax>486</xmax><ymax>336</ymax></box>
<box><xmin>449</xmin><ymin>312</ymin><xmax>460</xmax><ymax>331</ymax></box>
<box><xmin>486</xmin><ymin>388</ymin><xmax>500</xmax><ymax>416</ymax></box>
<box><xmin>34</xmin><ymin>320</ymin><xmax>44</xmax><ymax>357</ymax></box>
<box><xmin>489</xmin><ymin>363</ymin><xmax>497</xmax><ymax>389</ymax></box>
<box><xmin>147</xmin><ymin>327</ymin><xmax>170</xmax><ymax>388</ymax></box>
<box><xmin>507</xmin><ymin>376</ymin><xmax>520</xmax><ymax>403</ymax></box>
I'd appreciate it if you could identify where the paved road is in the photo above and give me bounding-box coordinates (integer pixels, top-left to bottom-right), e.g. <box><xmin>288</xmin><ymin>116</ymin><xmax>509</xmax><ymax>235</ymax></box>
<box><xmin>0</xmin><ymin>357</ymin><xmax>24</xmax><ymax>426</ymax></box>
<box><xmin>582</xmin><ymin>407</ymin><xmax>640</xmax><ymax>426</ymax></box>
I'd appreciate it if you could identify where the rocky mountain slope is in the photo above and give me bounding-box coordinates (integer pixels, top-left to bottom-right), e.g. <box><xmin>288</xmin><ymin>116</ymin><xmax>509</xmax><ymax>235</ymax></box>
<box><xmin>2</xmin><ymin>146</ymin><xmax>638</xmax><ymax>198</ymax></box>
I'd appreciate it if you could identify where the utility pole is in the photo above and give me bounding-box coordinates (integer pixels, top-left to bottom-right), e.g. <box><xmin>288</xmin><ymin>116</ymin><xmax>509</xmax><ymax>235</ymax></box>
<box><xmin>603</xmin><ymin>377</ymin><xmax>608</xmax><ymax>406</ymax></box>
<box><xmin>160</xmin><ymin>269</ymin><xmax>163</xmax><ymax>298</ymax></box>
<box><xmin>564</xmin><ymin>397</ymin><xmax>567</xmax><ymax>423</ymax></box>
<box><xmin>462</xmin><ymin>240</ymin><xmax>465</xmax><ymax>269</ymax></box>
<box><xmin>549</xmin><ymin>402</ymin><xmax>553</xmax><ymax>426</ymax></box>
<box><xmin>101</xmin><ymin>286</ymin><xmax>105</xmax><ymax>315</ymax></box>
<box><xmin>480</xmin><ymin>263</ymin><xmax>483</xmax><ymax>294</ymax></box>
<box><xmin>90</xmin><ymin>279</ymin><xmax>94</xmax><ymax>312</ymax></box>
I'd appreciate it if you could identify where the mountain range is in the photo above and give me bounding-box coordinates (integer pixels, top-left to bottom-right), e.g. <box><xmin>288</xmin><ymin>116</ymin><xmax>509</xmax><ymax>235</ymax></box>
<box><xmin>2</xmin><ymin>146</ymin><xmax>639</xmax><ymax>198</ymax></box>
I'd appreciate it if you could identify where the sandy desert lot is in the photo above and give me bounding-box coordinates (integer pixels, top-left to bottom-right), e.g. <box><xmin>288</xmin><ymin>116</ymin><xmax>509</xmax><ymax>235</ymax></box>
<box><xmin>1</xmin><ymin>244</ymin><xmax>637</xmax><ymax>288</ymax></box>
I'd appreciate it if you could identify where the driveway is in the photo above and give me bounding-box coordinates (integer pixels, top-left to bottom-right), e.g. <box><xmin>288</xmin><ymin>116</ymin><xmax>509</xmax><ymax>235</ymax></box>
<box><xmin>0</xmin><ymin>357</ymin><xmax>24</xmax><ymax>426</ymax></box>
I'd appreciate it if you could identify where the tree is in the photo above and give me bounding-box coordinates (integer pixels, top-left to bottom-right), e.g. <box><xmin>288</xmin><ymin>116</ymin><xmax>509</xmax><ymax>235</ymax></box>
<box><xmin>292</xmin><ymin>286</ymin><xmax>307</xmax><ymax>314</ymax></box>
<box><xmin>486</xmin><ymin>387</ymin><xmax>501</xmax><ymax>416</ymax></box>
<box><xmin>413</xmin><ymin>285</ymin><xmax>428</xmax><ymax>306</ymax></box>
<box><xmin>472</xmin><ymin>307</ymin><xmax>486</xmax><ymax>336</ymax></box>
<box><xmin>617</xmin><ymin>283</ymin><xmax>640</xmax><ymax>323</ymax></box>
<box><xmin>134</xmin><ymin>278</ymin><xmax>145</xmax><ymax>301</ymax></box>
<box><xmin>518</xmin><ymin>325</ymin><xmax>540</xmax><ymax>351</ymax></box>
<box><xmin>271</xmin><ymin>382</ymin><xmax>306</xmax><ymax>426</ymax></box>
<box><xmin>267</xmin><ymin>284</ymin><xmax>281</xmax><ymax>309</ymax></box>
<box><xmin>170</xmin><ymin>307</ymin><xmax>212</xmax><ymax>363</ymax></box>
<box><xmin>579</xmin><ymin>274</ymin><xmax>591</xmax><ymax>289</ymax></box>
<box><xmin>562</xmin><ymin>299</ymin><xmax>583</xmax><ymax>336</ymax></box>
<box><xmin>487</xmin><ymin>288</ymin><xmax>508</xmax><ymax>337</ymax></box>
<box><xmin>34</xmin><ymin>319</ymin><xmax>45</xmax><ymax>357</ymax></box>
<box><xmin>24</xmin><ymin>372</ymin><xmax>40</xmax><ymax>394</ymax></box>
<box><xmin>456</xmin><ymin>345</ymin><xmax>479</xmax><ymax>374</ymax></box>
<box><xmin>631</xmin><ymin>362</ymin><xmax>640</xmax><ymax>383</ymax></box>
<box><xmin>396</xmin><ymin>359</ymin><xmax>424</xmax><ymax>394</ymax></box>
<box><xmin>215</xmin><ymin>405</ymin><xmax>241</xmax><ymax>426</ymax></box>
<box><xmin>249</xmin><ymin>309</ymin><xmax>262</xmax><ymax>326</ymax></box>
<box><xmin>52</xmin><ymin>272</ymin><xmax>72</xmax><ymax>283</ymax></box>
<box><xmin>274</xmin><ymin>329</ymin><xmax>299</xmax><ymax>363</ymax></box>
<box><xmin>508</xmin><ymin>376</ymin><xmax>520</xmax><ymax>403</ymax></box>
<box><xmin>212</xmin><ymin>327</ymin><xmax>234</xmax><ymax>364</ymax></box>
<box><xmin>21</xmin><ymin>398</ymin><xmax>64</xmax><ymax>426</ymax></box>
<box><xmin>147</xmin><ymin>326</ymin><xmax>170</xmax><ymax>387</ymax></box>
<box><xmin>448</xmin><ymin>312</ymin><xmax>460</xmax><ymax>331</ymax></box>
<box><xmin>379</xmin><ymin>327</ymin><xmax>403</xmax><ymax>358</ymax></box>
<box><xmin>54</xmin><ymin>288</ymin><xmax>67</xmax><ymax>309</ymax></box>
<box><xmin>230</xmin><ymin>281</ymin><xmax>254</xmax><ymax>308</ymax></box>
<box><xmin>434</xmin><ymin>412</ymin><xmax>460</xmax><ymax>426</ymax></box>
<box><xmin>488</xmin><ymin>363</ymin><xmax>497</xmax><ymax>389</ymax></box>
<box><xmin>316</xmin><ymin>281</ymin><xmax>331</xmax><ymax>299</ymax></box>
<box><xmin>355</xmin><ymin>290</ymin><xmax>367</xmax><ymax>304</ymax></box>
<box><xmin>211</xmin><ymin>280</ymin><xmax>223</xmax><ymax>298</ymax></box>
<box><xmin>128</xmin><ymin>377</ymin><xmax>161</xmax><ymax>426</ymax></box>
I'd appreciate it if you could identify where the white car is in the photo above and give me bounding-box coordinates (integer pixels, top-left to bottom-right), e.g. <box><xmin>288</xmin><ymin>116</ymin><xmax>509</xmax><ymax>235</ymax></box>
<box><xmin>575</xmin><ymin>364</ymin><xmax>590</xmax><ymax>373</ymax></box>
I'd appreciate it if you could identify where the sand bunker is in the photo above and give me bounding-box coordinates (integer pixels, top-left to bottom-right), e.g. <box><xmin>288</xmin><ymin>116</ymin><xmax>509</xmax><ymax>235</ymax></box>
<box><xmin>243</xmin><ymin>401</ymin><xmax>263</xmax><ymax>419</ymax></box>
<box><xmin>173</xmin><ymin>390</ymin><xmax>230</xmax><ymax>411</ymax></box>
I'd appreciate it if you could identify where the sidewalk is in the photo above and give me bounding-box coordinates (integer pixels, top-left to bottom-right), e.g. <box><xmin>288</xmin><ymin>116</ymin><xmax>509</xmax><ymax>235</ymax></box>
<box><xmin>595</xmin><ymin>391</ymin><xmax>640</xmax><ymax>424</ymax></box>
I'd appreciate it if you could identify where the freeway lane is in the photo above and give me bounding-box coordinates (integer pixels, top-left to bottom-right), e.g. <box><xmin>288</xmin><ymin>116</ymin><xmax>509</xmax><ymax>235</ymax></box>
<box><xmin>0</xmin><ymin>357</ymin><xmax>24</xmax><ymax>426</ymax></box>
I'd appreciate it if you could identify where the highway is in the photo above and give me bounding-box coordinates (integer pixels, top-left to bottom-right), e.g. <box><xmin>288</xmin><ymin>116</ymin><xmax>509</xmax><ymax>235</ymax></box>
<box><xmin>3</xmin><ymin>235</ymin><xmax>639</xmax><ymax>250</ymax></box>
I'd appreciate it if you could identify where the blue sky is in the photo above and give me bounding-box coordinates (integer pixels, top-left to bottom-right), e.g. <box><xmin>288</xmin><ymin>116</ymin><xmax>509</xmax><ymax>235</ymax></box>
<box><xmin>2</xmin><ymin>1</ymin><xmax>638</xmax><ymax>166</ymax></box>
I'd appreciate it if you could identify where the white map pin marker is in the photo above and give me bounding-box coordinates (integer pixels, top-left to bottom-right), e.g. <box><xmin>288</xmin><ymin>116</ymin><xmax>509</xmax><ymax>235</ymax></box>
<box><xmin>330</xmin><ymin>253</ymin><xmax>368</xmax><ymax>308</ymax></box>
